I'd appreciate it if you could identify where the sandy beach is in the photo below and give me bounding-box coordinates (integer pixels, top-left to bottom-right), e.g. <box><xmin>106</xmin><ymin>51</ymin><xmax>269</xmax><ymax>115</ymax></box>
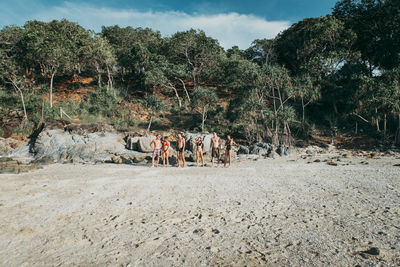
<box><xmin>0</xmin><ymin>155</ymin><xmax>399</xmax><ymax>266</ymax></box>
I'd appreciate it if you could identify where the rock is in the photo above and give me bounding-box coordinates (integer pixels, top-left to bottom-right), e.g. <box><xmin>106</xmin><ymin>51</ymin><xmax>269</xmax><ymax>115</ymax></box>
<box><xmin>276</xmin><ymin>146</ymin><xmax>284</xmax><ymax>156</ymax></box>
<box><xmin>342</xmin><ymin>152</ymin><xmax>352</xmax><ymax>158</ymax></box>
<box><xmin>137</xmin><ymin>136</ymin><xmax>156</xmax><ymax>153</ymax></box>
<box><xmin>31</xmin><ymin>128</ymin><xmax>126</xmax><ymax>164</ymax></box>
<box><xmin>305</xmin><ymin>149</ymin><xmax>314</xmax><ymax>155</ymax></box>
<box><xmin>0</xmin><ymin>157</ymin><xmax>41</xmax><ymax>174</ymax></box>
<box><xmin>267</xmin><ymin>150</ymin><xmax>278</xmax><ymax>159</ymax></box>
<box><xmin>111</xmin><ymin>155</ymin><xmax>122</xmax><ymax>164</ymax></box>
<box><xmin>327</xmin><ymin>160</ymin><xmax>338</xmax><ymax>166</ymax></box>
<box><xmin>249</xmin><ymin>145</ymin><xmax>268</xmax><ymax>156</ymax></box>
<box><xmin>133</xmin><ymin>153</ymin><xmax>150</xmax><ymax>163</ymax></box>
<box><xmin>168</xmin><ymin>155</ymin><xmax>177</xmax><ymax>166</ymax></box>
<box><xmin>126</xmin><ymin>136</ymin><xmax>140</xmax><ymax>150</ymax></box>
<box><xmin>237</xmin><ymin>146</ymin><xmax>250</xmax><ymax>155</ymax></box>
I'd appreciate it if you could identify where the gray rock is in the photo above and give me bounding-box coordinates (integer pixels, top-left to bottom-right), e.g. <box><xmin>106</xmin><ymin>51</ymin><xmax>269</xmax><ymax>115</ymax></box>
<box><xmin>126</xmin><ymin>136</ymin><xmax>141</xmax><ymax>150</ymax></box>
<box><xmin>32</xmin><ymin>128</ymin><xmax>126</xmax><ymax>163</ymax></box>
<box><xmin>111</xmin><ymin>155</ymin><xmax>122</xmax><ymax>164</ymax></box>
<box><xmin>276</xmin><ymin>146</ymin><xmax>284</xmax><ymax>156</ymax></box>
<box><xmin>238</xmin><ymin>146</ymin><xmax>250</xmax><ymax>155</ymax></box>
<box><xmin>267</xmin><ymin>151</ymin><xmax>278</xmax><ymax>159</ymax></box>
<box><xmin>137</xmin><ymin>136</ymin><xmax>156</xmax><ymax>153</ymax></box>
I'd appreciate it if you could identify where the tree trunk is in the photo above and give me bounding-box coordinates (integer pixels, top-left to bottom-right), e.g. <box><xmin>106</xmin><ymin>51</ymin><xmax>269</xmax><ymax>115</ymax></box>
<box><xmin>170</xmin><ymin>85</ymin><xmax>182</xmax><ymax>108</ymax></box>
<box><xmin>50</xmin><ymin>70</ymin><xmax>56</xmax><ymax>108</ymax></box>
<box><xmin>383</xmin><ymin>113</ymin><xmax>387</xmax><ymax>138</ymax></box>
<box><xmin>333</xmin><ymin>102</ymin><xmax>338</xmax><ymax>114</ymax></box>
<box><xmin>301</xmin><ymin>96</ymin><xmax>305</xmax><ymax>128</ymax></box>
<box><xmin>396</xmin><ymin>114</ymin><xmax>400</xmax><ymax>144</ymax></box>
<box><xmin>376</xmin><ymin>118</ymin><xmax>380</xmax><ymax>132</ymax></box>
<box><xmin>178</xmin><ymin>78</ymin><xmax>191</xmax><ymax>102</ymax></box>
<box><xmin>375</xmin><ymin>108</ymin><xmax>380</xmax><ymax>132</ymax></box>
<box><xmin>147</xmin><ymin>115</ymin><xmax>153</xmax><ymax>131</ymax></box>
<box><xmin>201</xmin><ymin>106</ymin><xmax>206</xmax><ymax>132</ymax></box>
<box><xmin>106</xmin><ymin>66</ymin><xmax>112</xmax><ymax>90</ymax></box>
<box><xmin>98</xmin><ymin>73</ymin><xmax>102</xmax><ymax>88</ymax></box>
<box><xmin>11</xmin><ymin>80</ymin><xmax>28</xmax><ymax>121</ymax></box>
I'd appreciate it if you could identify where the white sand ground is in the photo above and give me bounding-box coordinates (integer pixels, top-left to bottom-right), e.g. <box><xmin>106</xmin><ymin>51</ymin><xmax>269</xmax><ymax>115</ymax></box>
<box><xmin>0</xmin><ymin>155</ymin><xmax>399</xmax><ymax>266</ymax></box>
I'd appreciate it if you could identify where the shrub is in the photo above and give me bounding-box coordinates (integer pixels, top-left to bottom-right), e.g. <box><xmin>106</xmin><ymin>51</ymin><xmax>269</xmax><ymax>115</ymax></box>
<box><xmin>81</xmin><ymin>87</ymin><xmax>118</xmax><ymax>117</ymax></box>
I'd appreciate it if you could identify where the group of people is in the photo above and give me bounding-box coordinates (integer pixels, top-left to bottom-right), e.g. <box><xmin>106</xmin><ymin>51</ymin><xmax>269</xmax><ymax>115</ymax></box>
<box><xmin>150</xmin><ymin>132</ymin><xmax>234</xmax><ymax>168</ymax></box>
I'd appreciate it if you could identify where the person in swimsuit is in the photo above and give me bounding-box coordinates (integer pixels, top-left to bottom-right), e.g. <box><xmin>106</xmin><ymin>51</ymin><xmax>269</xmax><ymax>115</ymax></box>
<box><xmin>210</xmin><ymin>132</ymin><xmax>221</xmax><ymax>168</ymax></box>
<box><xmin>161</xmin><ymin>136</ymin><xmax>170</xmax><ymax>167</ymax></box>
<box><xmin>176</xmin><ymin>133</ymin><xmax>186</xmax><ymax>167</ymax></box>
<box><xmin>195</xmin><ymin>137</ymin><xmax>205</xmax><ymax>167</ymax></box>
<box><xmin>151</xmin><ymin>134</ymin><xmax>162</xmax><ymax>167</ymax></box>
<box><xmin>224</xmin><ymin>135</ymin><xmax>234</xmax><ymax>168</ymax></box>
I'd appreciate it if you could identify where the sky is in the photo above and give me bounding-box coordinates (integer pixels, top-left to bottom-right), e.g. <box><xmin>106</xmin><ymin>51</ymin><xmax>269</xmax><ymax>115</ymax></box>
<box><xmin>0</xmin><ymin>0</ymin><xmax>338</xmax><ymax>49</ymax></box>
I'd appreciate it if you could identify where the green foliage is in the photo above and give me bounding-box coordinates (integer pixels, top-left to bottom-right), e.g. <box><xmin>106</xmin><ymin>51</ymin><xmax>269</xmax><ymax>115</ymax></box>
<box><xmin>140</xmin><ymin>94</ymin><xmax>166</xmax><ymax>114</ymax></box>
<box><xmin>82</xmin><ymin>87</ymin><xmax>118</xmax><ymax>117</ymax></box>
<box><xmin>113</xmin><ymin>118</ymin><xmax>137</xmax><ymax>131</ymax></box>
<box><xmin>0</xmin><ymin>5</ymin><xmax>399</xmax><ymax>143</ymax></box>
<box><xmin>191</xmin><ymin>87</ymin><xmax>218</xmax><ymax>132</ymax></box>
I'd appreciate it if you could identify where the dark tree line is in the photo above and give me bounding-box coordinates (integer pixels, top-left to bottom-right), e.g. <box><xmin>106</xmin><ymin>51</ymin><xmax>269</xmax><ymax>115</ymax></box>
<box><xmin>1</xmin><ymin>0</ymin><xmax>399</xmax><ymax>144</ymax></box>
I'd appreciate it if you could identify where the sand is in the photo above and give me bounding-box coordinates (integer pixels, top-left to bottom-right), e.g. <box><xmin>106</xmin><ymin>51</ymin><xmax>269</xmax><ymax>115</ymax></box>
<box><xmin>0</xmin><ymin>155</ymin><xmax>399</xmax><ymax>266</ymax></box>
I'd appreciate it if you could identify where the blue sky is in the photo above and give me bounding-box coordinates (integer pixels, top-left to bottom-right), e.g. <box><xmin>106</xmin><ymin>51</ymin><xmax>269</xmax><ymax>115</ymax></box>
<box><xmin>0</xmin><ymin>0</ymin><xmax>338</xmax><ymax>49</ymax></box>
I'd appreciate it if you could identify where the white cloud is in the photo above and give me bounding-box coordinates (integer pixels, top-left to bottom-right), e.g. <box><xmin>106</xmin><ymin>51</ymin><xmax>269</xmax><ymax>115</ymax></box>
<box><xmin>30</xmin><ymin>2</ymin><xmax>290</xmax><ymax>49</ymax></box>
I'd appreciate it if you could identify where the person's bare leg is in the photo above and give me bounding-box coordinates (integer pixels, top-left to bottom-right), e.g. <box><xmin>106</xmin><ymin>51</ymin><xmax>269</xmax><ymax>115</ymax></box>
<box><xmin>162</xmin><ymin>153</ymin><xmax>165</xmax><ymax>167</ymax></box>
<box><xmin>196</xmin><ymin>151</ymin><xmax>199</xmax><ymax>167</ymax></box>
<box><xmin>228</xmin><ymin>150</ymin><xmax>232</xmax><ymax>168</ymax></box>
<box><xmin>156</xmin><ymin>155</ymin><xmax>159</xmax><ymax>167</ymax></box>
<box><xmin>182</xmin><ymin>152</ymin><xmax>186</xmax><ymax>167</ymax></box>
<box><xmin>166</xmin><ymin>153</ymin><xmax>169</xmax><ymax>167</ymax></box>
<box><xmin>152</xmin><ymin>155</ymin><xmax>155</xmax><ymax>167</ymax></box>
<box><xmin>201</xmin><ymin>153</ymin><xmax>204</xmax><ymax>167</ymax></box>
<box><xmin>211</xmin><ymin>157</ymin><xmax>214</xmax><ymax>168</ymax></box>
<box><xmin>177</xmin><ymin>152</ymin><xmax>180</xmax><ymax>167</ymax></box>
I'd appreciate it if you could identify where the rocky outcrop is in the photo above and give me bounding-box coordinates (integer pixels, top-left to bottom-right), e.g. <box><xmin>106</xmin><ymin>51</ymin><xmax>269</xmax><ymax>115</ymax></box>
<box><xmin>0</xmin><ymin>157</ymin><xmax>41</xmax><ymax>174</ymax></box>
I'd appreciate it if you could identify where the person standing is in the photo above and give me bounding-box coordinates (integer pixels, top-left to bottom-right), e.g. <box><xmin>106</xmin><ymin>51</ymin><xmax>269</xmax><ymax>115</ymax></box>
<box><xmin>224</xmin><ymin>135</ymin><xmax>234</xmax><ymax>168</ymax></box>
<box><xmin>195</xmin><ymin>137</ymin><xmax>205</xmax><ymax>167</ymax></box>
<box><xmin>161</xmin><ymin>136</ymin><xmax>170</xmax><ymax>168</ymax></box>
<box><xmin>176</xmin><ymin>133</ymin><xmax>186</xmax><ymax>167</ymax></box>
<box><xmin>150</xmin><ymin>134</ymin><xmax>162</xmax><ymax>167</ymax></box>
<box><xmin>210</xmin><ymin>132</ymin><xmax>221</xmax><ymax>167</ymax></box>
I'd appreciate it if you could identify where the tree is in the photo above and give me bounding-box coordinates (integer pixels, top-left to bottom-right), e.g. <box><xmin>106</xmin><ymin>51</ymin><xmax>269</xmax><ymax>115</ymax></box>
<box><xmin>245</xmin><ymin>39</ymin><xmax>277</xmax><ymax>66</ymax></box>
<box><xmin>87</xmin><ymin>35</ymin><xmax>117</xmax><ymax>90</ymax></box>
<box><xmin>141</xmin><ymin>94</ymin><xmax>165</xmax><ymax>131</ymax></box>
<box><xmin>333</xmin><ymin>0</ymin><xmax>400</xmax><ymax>72</ymax></box>
<box><xmin>191</xmin><ymin>87</ymin><xmax>218</xmax><ymax>132</ymax></box>
<box><xmin>293</xmin><ymin>74</ymin><xmax>320</xmax><ymax>127</ymax></box>
<box><xmin>275</xmin><ymin>16</ymin><xmax>357</xmax><ymax>79</ymax></box>
<box><xmin>144</xmin><ymin>54</ymin><xmax>191</xmax><ymax>109</ymax></box>
<box><xmin>0</xmin><ymin>26</ymin><xmax>28</xmax><ymax>121</ymax></box>
<box><xmin>168</xmin><ymin>29</ymin><xmax>224</xmax><ymax>89</ymax></box>
<box><xmin>22</xmin><ymin>20</ymin><xmax>88</xmax><ymax>107</ymax></box>
<box><xmin>257</xmin><ymin>64</ymin><xmax>296</xmax><ymax>145</ymax></box>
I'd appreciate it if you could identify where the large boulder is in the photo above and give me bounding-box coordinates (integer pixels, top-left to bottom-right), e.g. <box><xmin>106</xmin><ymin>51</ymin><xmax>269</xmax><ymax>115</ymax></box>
<box><xmin>32</xmin><ymin>128</ymin><xmax>125</xmax><ymax>163</ymax></box>
<box><xmin>137</xmin><ymin>136</ymin><xmax>156</xmax><ymax>153</ymax></box>
<box><xmin>248</xmin><ymin>142</ymin><xmax>274</xmax><ymax>156</ymax></box>
<box><xmin>237</xmin><ymin>145</ymin><xmax>250</xmax><ymax>155</ymax></box>
<box><xmin>126</xmin><ymin>136</ymin><xmax>141</xmax><ymax>150</ymax></box>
